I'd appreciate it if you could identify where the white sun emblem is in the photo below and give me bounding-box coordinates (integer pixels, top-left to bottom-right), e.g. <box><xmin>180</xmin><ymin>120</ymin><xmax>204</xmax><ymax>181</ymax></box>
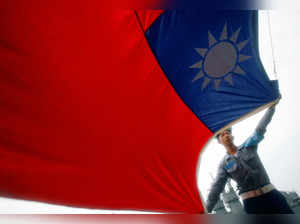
<box><xmin>190</xmin><ymin>23</ymin><xmax>252</xmax><ymax>90</ymax></box>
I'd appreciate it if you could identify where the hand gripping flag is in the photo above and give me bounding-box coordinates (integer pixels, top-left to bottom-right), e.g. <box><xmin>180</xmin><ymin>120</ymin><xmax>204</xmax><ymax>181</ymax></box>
<box><xmin>0</xmin><ymin>3</ymin><xmax>279</xmax><ymax>213</ymax></box>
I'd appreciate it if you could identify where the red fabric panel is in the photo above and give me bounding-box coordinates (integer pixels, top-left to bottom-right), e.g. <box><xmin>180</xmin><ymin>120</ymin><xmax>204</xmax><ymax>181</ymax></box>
<box><xmin>0</xmin><ymin>2</ymin><xmax>213</xmax><ymax>213</ymax></box>
<box><xmin>136</xmin><ymin>10</ymin><xmax>164</xmax><ymax>32</ymax></box>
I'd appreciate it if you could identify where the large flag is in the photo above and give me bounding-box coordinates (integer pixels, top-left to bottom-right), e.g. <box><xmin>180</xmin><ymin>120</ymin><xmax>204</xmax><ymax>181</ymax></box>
<box><xmin>0</xmin><ymin>2</ymin><xmax>279</xmax><ymax>213</ymax></box>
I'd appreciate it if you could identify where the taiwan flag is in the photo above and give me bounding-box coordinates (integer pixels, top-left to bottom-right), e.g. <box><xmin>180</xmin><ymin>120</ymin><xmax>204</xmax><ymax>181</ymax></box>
<box><xmin>0</xmin><ymin>2</ymin><xmax>279</xmax><ymax>213</ymax></box>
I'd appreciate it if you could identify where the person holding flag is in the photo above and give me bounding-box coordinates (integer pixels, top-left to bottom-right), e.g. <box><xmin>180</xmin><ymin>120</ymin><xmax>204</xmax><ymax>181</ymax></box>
<box><xmin>206</xmin><ymin>101</ymin><xmax>294</xmax><ymax>214</ymax></box>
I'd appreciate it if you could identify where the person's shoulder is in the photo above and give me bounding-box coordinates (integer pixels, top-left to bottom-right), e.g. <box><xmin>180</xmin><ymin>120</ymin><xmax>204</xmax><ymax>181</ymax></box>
<box><xmin>218</xmin><ymin>155</ymin><xmax>228</xmax><ymax>168</ymax></box>
<box><xmin>220</xmin><ymin>154</ymin><xmax>234</xmax><ymax>167</ymax></box>
<box><xmin>237</xmin><ymin>145</ymin><xmax>243</xmax><ymax>151</ymax></box>
<box><xmin>237</xmin><ymin>144</ymin><xmax>251</xmax><ymax>152</ymax></box>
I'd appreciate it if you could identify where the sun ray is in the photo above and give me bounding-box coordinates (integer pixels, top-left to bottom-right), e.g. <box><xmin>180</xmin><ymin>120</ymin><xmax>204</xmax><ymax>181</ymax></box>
<box><xmin>220</xmin><ymin>23</ymin><xmax>227</xmax><ymax>40</ymax></box>
<box><xmin>208</xmin><ymin>31</ymin><xmax>217</xmax><ymax>47</ymax></box>
<box><xmin>214</xmin><ymin>79</ymin><xmax>221</xmax><ymax>89</ymax></box>
<box><xmin>189</xmin><ymin>60</ymin><xmax>203</xmax><ymax>69</ymax></box>
<box><xmin>195</xmin><ymin>48</ymin><xmax>207</xmax><ymax>57</ymax></box>
<box><xmin>202</xmin><ymin>77</ymin><xmax>211</xmax><ymax>90</ymax></box>
<box><xmin>237</xmin><ymin>39</ymin><xmax>249</xmax><ymax>51</ymax></box>
<box><xmin>192</xmin><ymin>70</ymin><xmax>204</xmax><ymax>82</ymax></box>
<box><xmin>225</xmin><ymin>74</ymin><xmax>234</xmax><ymax>86</ymax></box>
<box><xmin>239</xmin><ymin>54</ymin><xmax>252</xmax><ymax>62</ymax></box>
<box><xmin>230</xmin><ymin>27</ymin><xmax>241</xmax><ymax>43</ymax></box>
<box><xmin>234</xmin><ymin>65</ymin><xmax>246</xmax><ymax>75</ymax></box>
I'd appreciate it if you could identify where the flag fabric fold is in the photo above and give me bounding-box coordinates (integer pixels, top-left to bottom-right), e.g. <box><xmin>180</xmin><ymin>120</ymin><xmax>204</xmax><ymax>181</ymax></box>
<box><xmin>0</xmin><ymin>3</ymin><xmax>278</xmax><ymax>213</ymax></box>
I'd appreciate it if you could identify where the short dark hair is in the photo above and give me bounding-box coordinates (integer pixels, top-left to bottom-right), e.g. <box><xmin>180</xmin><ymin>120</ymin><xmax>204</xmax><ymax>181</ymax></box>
<box><xmin>216</xmin><ymin>127</ymin><xmax>232</xmax><ymax>140</ymax></box>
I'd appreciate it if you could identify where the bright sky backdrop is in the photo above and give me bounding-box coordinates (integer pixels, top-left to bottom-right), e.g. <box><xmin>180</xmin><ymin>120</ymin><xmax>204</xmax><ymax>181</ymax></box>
<box><xmin>0</xmin><ymin>9</ymin><xmax>300</xmax><ymax>215</ymax></box>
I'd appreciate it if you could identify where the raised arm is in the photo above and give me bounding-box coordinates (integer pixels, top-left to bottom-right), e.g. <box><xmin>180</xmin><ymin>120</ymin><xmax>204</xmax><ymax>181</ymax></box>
<box><xmin>255</xmin><ymin>104</ymin><xmax>276</xmax><ymax>137</ymax></box>
<box><xmin>206</xmin><ymin>163</ymin><xmax>228</xmax><ymax>213</ymax></box>
<box><xmin>241</xmin><ymin>104</ymin><xmax>277</xmax><ymax>149</ymax></box>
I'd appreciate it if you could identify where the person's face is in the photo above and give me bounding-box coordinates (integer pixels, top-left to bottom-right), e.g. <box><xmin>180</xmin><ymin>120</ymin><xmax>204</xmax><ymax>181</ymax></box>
<box><xmin>218</xmin><ymin>130</ymin><xmax>233</xmax><ymax>145</ymax></box>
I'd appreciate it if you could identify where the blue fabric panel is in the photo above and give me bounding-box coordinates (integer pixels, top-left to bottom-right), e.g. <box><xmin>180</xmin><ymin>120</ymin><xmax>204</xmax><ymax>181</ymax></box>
<box><xmin>146</xmin><ymin>10</ymin><xmax>279</xmax><ymax>132</ymax></box>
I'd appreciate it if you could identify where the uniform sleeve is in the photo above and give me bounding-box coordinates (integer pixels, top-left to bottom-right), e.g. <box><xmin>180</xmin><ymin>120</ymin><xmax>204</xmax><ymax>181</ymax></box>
<box><xmin>242</xmin><ymin>106</ymin><xmax>276</xmax><ymax>148</ymax></box>
<box><xmin>206</xmin><ymin>162</ymin><xmax>228</xmax><ymax>213</ymax></box>
<box><xmin>255</xmin><ymin>106</ymin><xmax>276</xmax><ymax>137</ymax></box>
